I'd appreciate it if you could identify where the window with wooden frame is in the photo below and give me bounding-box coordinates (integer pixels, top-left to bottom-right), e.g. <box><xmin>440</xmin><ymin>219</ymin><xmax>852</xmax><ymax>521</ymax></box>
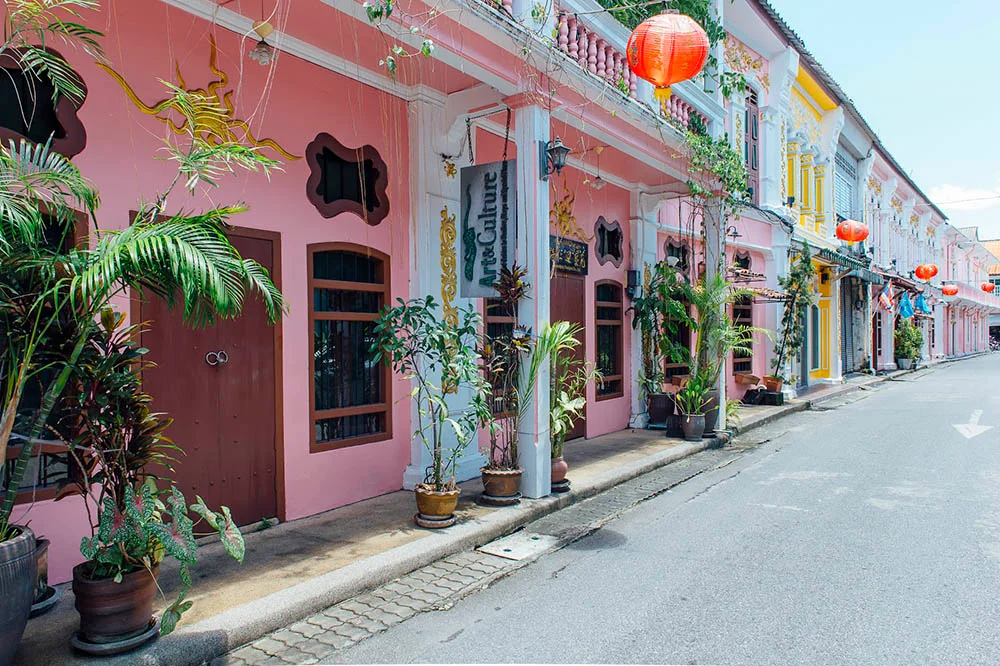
<box><xmin>595</xmin><ymin>281</ymin><xmax>623</xmax><ymax>399</ymax></box>
<box><xmin>309</xmin><ymin>245</ymin><xmax>391</xmax><ymax>451</ymax></box>
<box><xmin>4</xmin><ymin>213</ymin><xmax>89</xmax><ymax>503</ymax></box>
<box><xmin>744</xmin><ymin>88</ymin><xmax>760</xmax><ymax>205</ymax></box>
<box><xmin>732</xmin><ymin>295</ymin><xmax>753</xmax><ymax>374</ymax></box>
<box><xmin>484</xmin><ymin>298</ymin><xmax>516</xmax><ymax>415</ymax></box>
<box><xmin>873</xmin><ymin>311</ymin><xmax>883</xmax><ymax>360</ymax></box>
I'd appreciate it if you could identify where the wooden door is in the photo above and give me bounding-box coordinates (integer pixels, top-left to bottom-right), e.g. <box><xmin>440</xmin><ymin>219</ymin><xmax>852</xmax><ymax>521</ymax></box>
<box><xmin>551</xmin><ymin>272</ymin><xmax>586</xmax><ymax>441</ymax></box>
<box><xmin>140</xmin><ymin>232</ymin><xmax>279</xmax><ymax>526</ymax></box>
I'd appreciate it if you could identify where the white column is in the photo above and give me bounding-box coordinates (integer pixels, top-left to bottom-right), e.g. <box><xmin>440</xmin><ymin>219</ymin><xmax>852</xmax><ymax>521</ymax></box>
<box><xmin>628</xmin><ymin>191</ymin><xmax>661</xmax><ymax>428</ymax></box>
<box><xmin>512</xmin><ymin>102</ymin><xmax>551</xmax><ymax>499</ymax></box>
<box><xmin>705</xmin><ymin>201</ymin><xmax>726</xmax><ymax>413</ymax></box>
<box><xmin>402</xmin><ymin>97</ymin><xmax>488</xmax><ymax>489</ymax></box>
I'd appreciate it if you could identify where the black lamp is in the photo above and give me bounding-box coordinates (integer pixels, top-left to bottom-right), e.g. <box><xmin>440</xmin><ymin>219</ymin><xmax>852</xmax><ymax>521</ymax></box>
<box><xmin>626</xmin><ymin>269</ymin><xmax>640</xmax><ymax>299</ymax></box>
<box><xmin>540</xmin><ymin>137</ymin><xmax>571</xmax><ymax>181</ymax></box>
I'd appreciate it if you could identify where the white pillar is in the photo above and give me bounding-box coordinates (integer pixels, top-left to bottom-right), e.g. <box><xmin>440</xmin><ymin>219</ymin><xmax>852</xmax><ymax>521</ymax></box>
<box><xmin>512</xmin><ymin>102</ymin><xmax>551</xmax><ymax>499</ymax></box>
<box><xmin>402</xmin><ymin>97</ymin><xmax>488</xmax><ymax>489</ymax></box>
<box><xmin>628</xmin><ymin>191</ymin><xmax>661</xmax><ymax>428</ymax></box>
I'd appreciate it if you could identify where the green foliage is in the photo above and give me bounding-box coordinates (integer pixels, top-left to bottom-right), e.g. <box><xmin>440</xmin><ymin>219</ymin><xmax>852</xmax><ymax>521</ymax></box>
<box><xmin>628</xmin><ymin>259</ymin><xmax>695</xmax><ymax>398</ymax></box>
<box><xmin>675</xmin><ymin>372</ymin><xmax>710</xmax><ymax>416</ymax></box>
<box><xmin>770</xmin><ymin>243</ymin><xmax>816</xmax><ymax>379</ymax></box>
<box><xmin>893</xmin><ymin>319</ymin><xmax>924</xmax><ymax>361</ymax></box>
<box><xmin>683</xmin><ymin>128</ymin><xmax>749</xmax><ymax>222</ymax></box>
<box><xmin>2</xmin><ymin>0</ymin><xmax>104</xmax><ymax>105</ymax></box>
<box><xmin>547</xmin><ymin>321</ymin><xmax>601</xmax><ymax>458</ymax></box>
<box><xmin>372</xmin><ymin>296</ymin><xmax>491</xmax><ymax>489</ymax></box>
<box><xmin>688</xmin><ymin>273</ymin><xmax>767</xmax><ymax>388</ymax></box>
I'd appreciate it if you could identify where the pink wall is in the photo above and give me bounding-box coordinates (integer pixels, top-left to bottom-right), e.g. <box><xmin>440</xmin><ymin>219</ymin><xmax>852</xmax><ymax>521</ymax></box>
<box><xmin>16</xmin><ymin>0</ymin><xmax>417</xmax><ymax>583</ymax></box>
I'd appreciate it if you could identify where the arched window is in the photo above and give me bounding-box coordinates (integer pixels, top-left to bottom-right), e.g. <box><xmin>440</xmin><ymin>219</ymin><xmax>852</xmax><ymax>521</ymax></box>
<box><xmin>309</xmin><ymin>245</ymin><xmax>391</xmax><ymax>451</ymax></box>
<box><xmin>595</xmin><ymin>281</ymin><xmax>623</xmax><ymax>399</ymax></box>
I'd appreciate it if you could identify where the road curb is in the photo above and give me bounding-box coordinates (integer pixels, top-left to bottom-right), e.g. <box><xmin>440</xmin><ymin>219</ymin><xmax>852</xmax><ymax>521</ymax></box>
<box><xmin>110</xmin><ymin>440</ymin><xmax>712</xmax><ymax>665</ymax></box>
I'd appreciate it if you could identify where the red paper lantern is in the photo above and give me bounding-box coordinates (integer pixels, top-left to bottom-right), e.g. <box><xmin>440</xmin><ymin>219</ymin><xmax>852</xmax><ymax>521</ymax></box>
<box><xmin>942</xmin><ymin>284</ymin><xmax>959</xmax><ymax>296</ymax></box>
<box><xmin>834</xmin><ymin>219</ymin><xmax>869</xmax><ymax>244</ymax></box>
<box><xmin>626</xmin><ymin>13</ymin><xmax>709</xmax><ymax>103</ymax></box>
<box><xmin>914</xmin><ymin>264</ymin><xmax>938</xmax><ymax>280</ymax></box>
<box><xmin>982</xmin><ymin>282</ymin><xmax>996</xmax><ymax>293</ymax></box>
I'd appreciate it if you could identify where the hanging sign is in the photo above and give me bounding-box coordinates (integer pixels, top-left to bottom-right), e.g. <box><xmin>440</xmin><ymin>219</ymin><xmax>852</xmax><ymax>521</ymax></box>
<box><xmin>460</xmin><ymin>159</ymin><xmax>517</xmax><ymax>298</ymax></box>
<box><xmin>550</xmin><ymin>235</ymin><xmax>589</xmax><ymax>275</ymax></box>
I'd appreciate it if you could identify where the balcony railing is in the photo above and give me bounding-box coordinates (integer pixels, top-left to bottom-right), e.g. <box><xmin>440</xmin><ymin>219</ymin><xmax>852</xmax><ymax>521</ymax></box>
<box><xmin>553</xmin><ymin>5</ymin><xmax>709</xmax><ymax>130</ymax></box>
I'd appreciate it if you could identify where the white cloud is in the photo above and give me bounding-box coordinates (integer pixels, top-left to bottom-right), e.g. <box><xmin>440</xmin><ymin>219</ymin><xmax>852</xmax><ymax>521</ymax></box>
<box><xmin>927</xmin><ymin>182</ymin><xmax>1000</xmax><ymax>212</ymax></box>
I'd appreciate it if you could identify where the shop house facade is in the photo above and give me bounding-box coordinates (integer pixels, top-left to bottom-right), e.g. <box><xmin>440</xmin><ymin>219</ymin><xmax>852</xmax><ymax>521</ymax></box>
<box><xmin>6</xmin><ymin>0</ymin><xmax>1000</xmax><ymax>585</ymax></box>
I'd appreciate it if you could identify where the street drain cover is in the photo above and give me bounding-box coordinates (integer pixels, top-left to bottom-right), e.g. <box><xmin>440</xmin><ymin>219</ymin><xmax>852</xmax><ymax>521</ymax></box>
<box><xmin>477</xmin><ymin>532</ymin><xmax>559</xmax><ymax>561</ymax></box>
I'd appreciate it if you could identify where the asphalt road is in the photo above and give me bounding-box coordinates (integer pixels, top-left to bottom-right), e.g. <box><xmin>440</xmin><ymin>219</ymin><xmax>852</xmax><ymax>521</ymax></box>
<box><xmin>335</xmin><ymin>356</ymin><xmax>1000</xmax><ymax>665</ymax></box>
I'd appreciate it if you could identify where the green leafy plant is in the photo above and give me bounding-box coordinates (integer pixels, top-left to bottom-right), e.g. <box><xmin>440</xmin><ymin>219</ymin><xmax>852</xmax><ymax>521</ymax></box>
<box><xmin>372</xmin><ymin>296</ymin><xmax>491</xmax><ymax>491</ymax></box>
<box><xmin>688</xmin><ymin>273</ymin><xmax>768</xmax><ymax>389</ymax></box>
<box><xmin>1</xmin><ymin>71</ymin><xmax>286</xmax><ymax>540</ymax></box>
<box><xmin>769</xmin><ymin>243</ymin><xmax>816</xmax><ymax>381</ymax></box>
<box><xmin>683</xmin><ymin>127</ymin><xmax>749</xmax><ymax>225</ymax></box>
<box><xmin>628</xmin><ymin>259</ymin><xmax>695</xmax><ymax>399</ymax></box>
<box><xmin>479</xmin><ymin>264</ymin><xmax>532</xmax><ymax>471</ymax></box>
<box><xmin>675</xmin><ymin>372</ymin><xmax>710</xmax><ymax>416</ymax></box>
<box><xmin>893</xmin><ymin>319</ymin><xmax>924</xmax><ymax>361</ymax></box>
<box><xmin>547</xmin><ymin>321</ymin><xmax>601</xmax><ymax>459</ymax></box>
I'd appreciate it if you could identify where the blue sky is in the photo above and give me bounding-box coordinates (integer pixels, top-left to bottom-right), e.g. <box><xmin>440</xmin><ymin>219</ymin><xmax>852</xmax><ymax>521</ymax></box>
<box><xmin>766</xmin><ymin>0</ymin><xmax>1000</xmax><ymax>240</ymax></box>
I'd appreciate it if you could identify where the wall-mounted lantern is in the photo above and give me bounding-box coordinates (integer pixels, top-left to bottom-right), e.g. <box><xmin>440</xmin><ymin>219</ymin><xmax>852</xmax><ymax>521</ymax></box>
<box><xmin>626</xmin><ymin>269</ymin><xmax>640</xmax><ymax>299</ymax></box>
<box><xmin>539</xmin><ymin>137</ymin><xmax>571</xmax><ymax>181</ymax></box>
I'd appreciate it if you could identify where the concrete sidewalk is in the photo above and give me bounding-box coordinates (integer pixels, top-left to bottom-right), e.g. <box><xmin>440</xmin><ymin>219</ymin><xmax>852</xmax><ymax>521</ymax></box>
<box><xmin>14</xmin><ymin>364</ymin><xmax>926</xmax><ymax>666</ymax></box>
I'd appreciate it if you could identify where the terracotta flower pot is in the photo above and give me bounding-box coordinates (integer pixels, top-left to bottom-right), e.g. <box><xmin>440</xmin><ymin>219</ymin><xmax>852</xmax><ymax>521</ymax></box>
<box><xmin>680</xmin><ymin>414</ymin><xmax>706</xmax><ymax>441</ymax></box>
<box><xmin>72</xmin><ymin>564</ymin><xmax>159</xmax><ymax>644</ymax></box>
<box><xmin>414</xmin><ymin>485</ymin><xmax>460</xmax><ymax>528</ymax></box>
<box><xmin>762</xmin><ymin>375</ymin><xmax>783</xmax><ymax>393</ymax></box>
<box><xmin>0</xmin><ymin>526</ymin><xmax>36</xmax><ymax>666</ymax></box>
<box><xmin>480</xmin><ymin>468</ymin><xmax>523</xmax><ymax>506</ymax></box>
<box><xmin>550</xmin><ymin>456</ymin><xmax>569</xmax><ymax>484</ymax></box>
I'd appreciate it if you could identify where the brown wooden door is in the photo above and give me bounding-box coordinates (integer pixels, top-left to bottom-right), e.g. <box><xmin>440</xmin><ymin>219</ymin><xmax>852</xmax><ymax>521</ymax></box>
<box><xmin>551</xmin><ymin>272</ymin><xmax>586</xmax><ymax>441</ymax></box>
<box><xmin>140</xmin><ymin>232</ymin><xmax>279</xmax><ymax>526</ymax></box>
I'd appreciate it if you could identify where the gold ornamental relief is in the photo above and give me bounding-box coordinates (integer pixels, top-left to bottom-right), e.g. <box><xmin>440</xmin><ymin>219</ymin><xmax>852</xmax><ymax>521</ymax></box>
<box><xmin>549</xmin><ymin>177</ymin><xmax>591</xmax><ymax>243</ymax></box>
<box><xmin>440</xmin><ymin>206</ymin><xmax>459</xmax><ymax>328</ymax></box>
<box><xmin>97</xmin><ymin>35</ymin><xmax>300</xmax><ymax>161</ymax></box>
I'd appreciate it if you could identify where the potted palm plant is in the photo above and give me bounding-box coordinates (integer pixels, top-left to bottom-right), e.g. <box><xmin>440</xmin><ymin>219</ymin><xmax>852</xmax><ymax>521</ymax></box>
<box><xmin>372</xmin><ymin>297</ymin><xmax>490</xmax><ymax>526</ymax></box>
<box><xmin>687</xmin><ymin>274</ymin><xmax>767</xmax><ymax>434</ymax></box>
<box><xmin>894</xmin><ymin>319</ymin><xmax>923</xmax><ymax>369</ymax></box>
<box><xmin>629</xmin><ymin>260</ymin><xmax>694</xmax><ymax>428</ymax></box>
<box><xmin>477</xmin><ymin>266</ymin><xmax>531</xmax><ymax>506</ymax></box>
<box><xmin>548</xmin><ymin>322</ymin><xmax>601</xmax><ymax>493</ymax></box>
<box><xmin>60</xmin><ymin>311</ymin><xmax>246</xmax><ymax>651</ymax></box>
<box><xmin>675</xmin><ymin>373</ymin><xmax>711</xmax><ymax>442</ymax></box>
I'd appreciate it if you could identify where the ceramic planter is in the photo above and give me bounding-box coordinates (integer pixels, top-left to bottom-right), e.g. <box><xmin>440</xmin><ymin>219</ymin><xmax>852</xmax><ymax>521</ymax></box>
<box><xmin>0</xmin><ymin>526</ymin><xmax>36</xmax><ymax>666</ymax></box>
<box><xmin>897</xmin><ymin>358</ymin><xmax>914</xmax><ymax>370</ymax></box>
<box><xmin>414</xmin><ymin>486</ymin><xmax>460</xmax><ymax>528</ymax></box>
<box><xmin>762</xmin><ymin>375</ymin><xmax>783</xmax><ymax>393</ymax></box>
<box><xmin>479</xmin><ymin>468</ymin><xmax>523</xmax><ymax>506</ymax></box>
<box><xmin>680</xmin><ymin>414</ymin><xmax>706</xmax><ymax>442</ymax></box>
<box><xmin>72</xmin><ymin>564</ymin><xmax>158</xmax><ymax>645</ymax></box>
<box><xmin>30</xmin><ymin>538</ymin><xmax>60</xmax><ymax>618</ymax></box>
<box><xmin>703</xmin><ymin>389</ymin><xmax>721</xmax><ymax>435</ymax></box>
<box><xmin>550</xmin><ymin>456</ymin><xmax>570</xmax><ymax>493</ymax></box>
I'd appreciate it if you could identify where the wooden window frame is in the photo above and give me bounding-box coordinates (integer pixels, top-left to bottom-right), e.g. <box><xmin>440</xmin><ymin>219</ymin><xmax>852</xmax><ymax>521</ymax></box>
<box><xmin>484</xmin><ymin>298</ymin><xmax>517</xmax><ymax>417</ymax></box>
<box><xmin>305</xmin><ymin>133</ymin><xmax>390</xmax><ymax>226</ymax></box>
<box><xmin>732</xmin><ymin>295</ymin><xmax>753</xmax><ymax>375</ymax></box>
<box><xmin>308</xmin><ymin>243</ymin><xmax>392</xmax><ymax>452</ymax></box>
<box><xmin>744</xmin><ymin>87</ymin><xmax>760</xmax><ymax>205</ymax></box>
<box><xmin>595</xmin><ymin>280</ymin><xmax>624</xmax><ymax>401</ymax></box>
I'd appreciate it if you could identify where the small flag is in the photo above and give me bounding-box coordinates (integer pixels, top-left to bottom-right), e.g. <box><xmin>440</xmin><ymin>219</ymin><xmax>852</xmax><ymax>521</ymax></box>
<box><xmin>915</xmin><ymin>293</ymin><xmax>932</xmax><ymax>314</ymax></box>
<box><xmin>878</xmin><ymin>281</ymin><xmax>895</xmax><ymax>311</ymax></box>
<box><xmin>899</xmin><ymin>292</ymin><xmax>914</xmax><ymax>319</ymax></box>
